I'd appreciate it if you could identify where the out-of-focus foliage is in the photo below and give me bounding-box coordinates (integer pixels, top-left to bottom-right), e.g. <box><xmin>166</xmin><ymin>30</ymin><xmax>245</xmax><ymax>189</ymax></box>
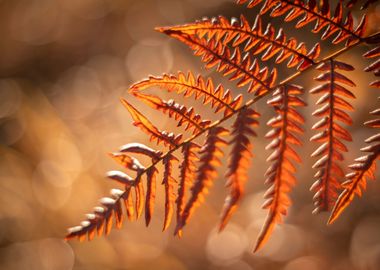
<box><xmin>0</xmin><ymin>0</ymin><xmax>380</xmax><ymax>270</ymax></box>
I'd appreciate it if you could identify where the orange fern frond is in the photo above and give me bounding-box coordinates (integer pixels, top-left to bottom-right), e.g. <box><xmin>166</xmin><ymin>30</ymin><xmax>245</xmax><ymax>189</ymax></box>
<box><xmin>135</xmin><ymin>177</ymin><xmax>145</xmax><ymax>219</ymax></box>
<box><xmin>219</xmin><ymin>107</ymin><xmax>259</xmax><ymax>231</ymax></box>
<box><xmin>108</xmin><ymin>152</ymin><xmax>145</xmax><ymax>172</ymax></box>
<box><xmin>120</xmin><ymin>98</ymin><xmax>182</xmax><ymax>148</ymax></box>
<box><xmin>159</xmin><ymin>14</ymin><xmax>321</xmax><ymax>71</ymax></box>
<box><xmin>65</xmin><ymin>188</ymin><xmax>130</xmax><ymax>241</ymax></box>
<box><xmin>176</xmin><ymin>127</ymin><xmax>228</xmax><ymax>232</ymax></box>
<box><xmin>119</xmin><ymin>142</ymin><xmax>162</xmax><ymax>161</ymax></box>
<box><xmin>162</xmin><ymin>154</ymin><xmax>178</xmax><ymax>231</ymax></box>
<box><xmin>175</xmin><ymin>142</ymin><xmax>200</xmax><ymax>237</ymax></box>
<box><xmin>132</xmin><ymin>91</ymin><xmax>211</xmax><ymax>134</ymax></box>
<box><xmin>328</xmin><ymin>136</ymin><xmax>379</xmax><ymax>224</ymax></box>
<box><xmin>145</xmin><ymin>166</ymin><xmax>158</xmax><ymax>226</ymax></box>
<box><xmin>129</xmin><ymin>72</ymin><xmax>241</xmax><ymax>117</ymax></box>
<box><xmin>237</xmin><ymin>0</ymin><xmax>367</xmax><ymax>45</ymax></box>
<box><xmin>328</xmin><ymin>44</ymin><xmax>380</xmax><ymax>224</ymax></box>
<box><xmin>255</xmin><ymin>84</ymin><xmax>306</xmax><ymax>251</ymax></box>
<box><xmin>107</xmin><ymin>152</ymin><xmax>147</xmax><ymax>221</ymax></box>
<box><xmin>157</xmin><ymin>29</ymin><xmax>277</xmax><ymax>96</ymax></box>
<box><xmin>310</xmin><ymin>60</ymin><xmax>355</xmax><ymax>214</ymax></box>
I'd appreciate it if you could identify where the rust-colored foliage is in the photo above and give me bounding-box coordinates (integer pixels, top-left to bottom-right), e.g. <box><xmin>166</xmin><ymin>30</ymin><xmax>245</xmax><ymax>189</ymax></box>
<box><xmin>220</xmin><ymin>107</ymin><xmax>259</xmax><ymax>231</ymax></box>
<box><xmin>328</xmin><ymin>44</ymin><xmax>380</xmax><ymax>224</ymax></box>
<box><xmin>129</xmin><ymin>72</ymin><xmax>242</xmax><ymax>117</ymax></box>
<box><xmin>159</xmin><ymin>15</ymin><xmax>320</xmax><ymax>71</ymax></box>
<box><xmin>237</xmin><ymin>0</ymin><xmax>367</xmax><ymax>46</ymax></box>
<box><xmin>177</xmin><ymin>127</ymin><xmax>229</xmax><ymax>232</ymax></box>
<box><xmin>157</xmin><ymin>27</ymin><xmax>277</xmax><ymax>97</ymax></box>
<box><xmin>120</xmin><ymin>98</ymin><xmax>182</xmax><ymax>148</ymax></box>
<box><xmin>132</xmin><ymin>91</ymin><xmax>211</xmax><ymax>135</ymax></box>
<box><xmin>310</xmin><ymin>60</ymin><xmax>355</xmax><ymax>213</ymax></box>
<box><xmin>175</xmin><ymin>142</ymin><xmax>200</xmax><ymax>237</ymax></box>
<box><xmin>255</xmin><ymin>84</ymin><xmax>306</xmax><ymax>251</ymax></box>
<box><xmin>162</xmin><ymin>154</ymin><xmax>178</xmax><ymax>231</ymax></box>
<box><xmin>66</xmin><ymin>0</ymin><xmax>380</xmax><ymax>253</ymax></box>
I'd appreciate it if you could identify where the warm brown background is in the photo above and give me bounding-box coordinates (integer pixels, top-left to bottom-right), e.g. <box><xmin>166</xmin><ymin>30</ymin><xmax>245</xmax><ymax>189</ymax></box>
<box><xmin>1</xmin><ymin>0</ymin><xmax>380</xmax><ymax>269</ymax></box>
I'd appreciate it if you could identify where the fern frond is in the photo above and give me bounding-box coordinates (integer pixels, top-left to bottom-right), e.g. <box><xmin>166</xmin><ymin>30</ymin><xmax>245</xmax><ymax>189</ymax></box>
<box><xmin>145</xmin><ymin>166</ymin><xmax>158</xmax><ymax>226</ymax></box>
<box><xmin>176</xmin><ymin>126</ymin><xmax>229</xmax><ymax>232</ymax></box>
<box><xmin>120</xmin><ymin>98</ymin><xmax>182</xmax><ymax>148</ymax></box>
<box><xmin>310</xmin><ymin>60</ymin><xmax>355</xmax><ymax>214</ymax></box>
<box><xmin>157</xmin><ymin>30</ymin><xmax>277</xmax><ymax>96</ymax></box>
<box><xmin>219</xmin><ymin>107</ymin><xmax>259</xmax><ymax>231</ymax></box>
<box><xmin>162</xmin><ymin>154</ymin><xmax>178</xmax><ymax>231</ymax></box>
<box><xmin>159</xmin><ymin>15</ymin><xmax>321</xmax><ymax>71</ymax></box>
<box><xmin>328</xmin><ymin>137</ymin><xmax>379</xmax><ymax>224</ymax></box>
<box><xmin>175</xmin><ymin>142</ymin><xmax>200</xmax><ymax>237</ymax></box>
<box><xmin>237</xmin><ymin>0</ymin><xmax>367</xmax><ymax>45</ymax></box>
<box><xmin>108</xmin><ymin>152</ymin><xmax>145</xmax><ymax>172</ymax></box>
<box><xmin>65</xmin><ymin>188</ymin><xmax>130</xmax><ymax>241</ymax></box>
<box><xmin>135</xmin><ymin>178</ymin><xmax>145</xmax><ymax>219</ymax></box>
<box><xmin>124</xmin><ymin>187</ymin><xmax>135</xmax><ymax>221</ymax></box>
<box><xmin>255</xmin><ymin>84</ymin><xmax>306</xmax><ymax>251</ymax></box>
<box><xmin>129</xmin><ymin>72</ymin><xmax>242</xmax><ymax>117</ymax></box>
<box><xmin>328</xmin><ymin>44</ymin><xmax>380</xmax><ymax>224</ymax></box>
<box><xmin>132</xmin><ymin>91</ymin><xmax>211</xmax><ymax>134</ymax></box>
<box><xmin>119</xmin><ymin>142</ymin><xmax>163</xmax><ymax>161</ymax></box>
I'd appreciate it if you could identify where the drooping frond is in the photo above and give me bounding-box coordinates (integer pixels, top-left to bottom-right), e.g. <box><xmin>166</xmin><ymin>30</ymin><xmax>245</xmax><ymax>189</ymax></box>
<box><xmin>328</xmin><ymin>44</ymin><xmax>380</xmax><ymax>224</ymax></box>
<box><xmin>129</xmin><ymin>72</ymin><xmax>242</xmax><ymax>117</ymax></box>
<box><xmin>175</xmin><ymin>142</ymin><xmax>200</xmax><ymax>237</ymax></box>
<box><xmin>328</xmin><ymin>135</ymin><xmax>379</xmax><ymax>224</ymax></box>
<box><xmin>157</xmin><ymin>29</ymin><xmax>277</xmax><ymax>96</ymax></box>
<box><xmin>108</xmin><ymin>152</ymin><xmax>145</xmax><ymax>172</ymax></box>
<box><xmin>310</xmin><ymin>60</ymin><xmax>355</xmax><ymax>214</ymax></box>
<box><xmin>65</xmin><ymin>187</ymin><xmax>131</xmax><ymax>241</ymax></box>
<box><xmin>176</xmin><ymin>127</ymin><xmax>228</xmax><ymax>232</ymax></box>
<box><xmin>219</xmin><ymin>107</ymin><xmax>259</xmax><ymax>231</ymax></box>
<box><xmin>118</xmin><ymin>142</ymin><xmax>163</xmax><ymax>163</ymax></box>
<box><xmin>159</xmin><ymin>15</ymin><xmax>321</xmax><ymax>71</ymax></box>
<box><xmin>120</xmin><ymin>98</ymin><xmax>182</xmax><ymax>148</ymax></box>
<box><xmin>236</xmin><ymin>0</ymin><xmax>367</xmax><ymax>45</ymax></box>
<box><xmin>255</xmin><ymin>84</ymin><xmax>306</xmax><ymax>251</ymax></box>
<box><xmin>107</xmin><ymin>153</ymin><xmax>148</xmax><ymax>221</ymax></box>
<box><xmin>66</xmin><ymin>139</ymin><xmax>167</xmax><ymax>241</ymax></box>
<box><xmin>135</xmin><ymin>177</ymin><xmax>145</xmax><ymax>219</ymax></box>
<box><xmin>162</xmin><ymin>154</ymin><xmax>178</xmax><ymax>231</ymax></box>
<box><xmin>145</xmin><ymin>166</ymin><xmax>158</xmax><ymax>226</ymax></box>
<box><xmin>132</xmin><ymin>91</ymin><xmax>211</xmax><ymax>134</ymax></box>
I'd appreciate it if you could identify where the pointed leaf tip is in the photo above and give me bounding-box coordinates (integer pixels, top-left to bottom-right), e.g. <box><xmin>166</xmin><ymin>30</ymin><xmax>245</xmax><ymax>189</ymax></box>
<box><xmin>155</xmin><ymin>26</ymin><xmax>178</xmax><ymax>35</ymax></box>
<box><xmin>327</xmin><ymin>211</ymin><xmax>339</xmax><ymax>225</ymax></box>
<box><xmin>154</xmin><ymin>26</ymin><xmax>166</xmax><ymax>33</ymax></box>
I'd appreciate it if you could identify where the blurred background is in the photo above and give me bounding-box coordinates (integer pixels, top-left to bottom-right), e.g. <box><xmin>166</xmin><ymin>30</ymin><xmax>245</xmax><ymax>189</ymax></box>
<box><xmin>0</xmin><ymin>0</ymin><xmax>380</xmax><ymax>269</ymax></box>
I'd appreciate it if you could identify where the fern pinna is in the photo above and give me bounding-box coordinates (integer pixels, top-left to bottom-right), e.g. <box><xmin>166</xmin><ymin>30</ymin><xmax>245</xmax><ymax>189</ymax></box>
<box><xmin>66</xmin><ymin>1</ymin><xmax>380</xmax><ymax>252</ymax></box>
